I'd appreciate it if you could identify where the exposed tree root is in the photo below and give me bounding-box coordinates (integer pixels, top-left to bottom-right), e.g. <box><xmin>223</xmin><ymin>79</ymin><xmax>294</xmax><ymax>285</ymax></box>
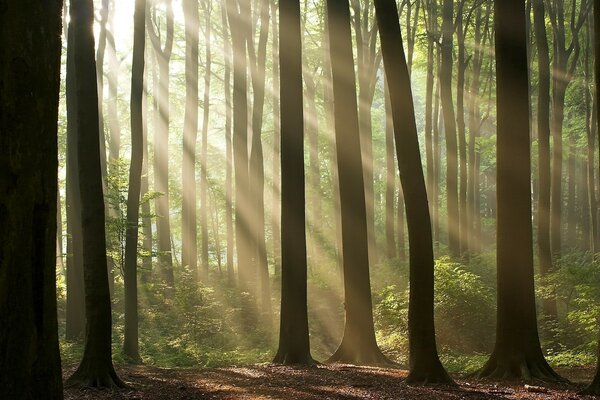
<box><xmin>65</xmin><ymin>365</ymin><xmax>128</xmax><ymax>390</ymax></box>
<box><xmin>476</xmin><ymin>354</ymin><xmax>565</xmax><ymax>382</ymax></box>
<box><xmin>405</xmin><ymin>361</ymin><xmax>455</xmax><ymax>385</ymax></box>
<box><xmin>272</xmin><ymin>352</ymin><xmax>318</xmax><ymax>366</ymax></box>
<box><xmin>326</xmin><ymin>346</ymin><xmax>397</xmax><ymax>368</ymax></box>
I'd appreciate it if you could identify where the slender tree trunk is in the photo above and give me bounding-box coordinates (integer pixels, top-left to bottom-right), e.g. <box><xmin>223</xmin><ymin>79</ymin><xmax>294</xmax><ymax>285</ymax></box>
<box><xmin>200</xmin><ymin>0</ymin><xmax>212</xmax><ymax>278</ymax></box>
<box><xmin>147</xmin><ymin>0</ymin><xmax>175</xmax><ymax>288</ymax></box>
<box><xmin>66</xmin><ymin>0</ymin><xmax>126</xmax><ymax>387</ymax></box>
<box><xmin>182</xmin><ymin>0</ymin><xmax>199</xmax><ymax>277</ymax></box>
<box><xmin>0</xmin><ymin>0</ymin><xmax>64</xmax><ymax>396</ymax></box>
<box><xmin>376</xmin><ymin>0</ymin><xmax>452</xmax><ymax>383</ymax></box>
<box><xmin>456</xmin><ymin>7</ymin><xmax>468</xmax><ymax>256</ymax></box>
<box><xmin>533</xmin><ymin>0</ymin><xmax>556</xmax><ymax>318</ymax></box>
<box><xmin>424</xmin><ymin>0</ymin><xmax>436</xmax><ymax>228</ymax></box>
<box><xmin>273</xmin><ymin>0</ymin><xmax>315</xmax><ymax>365</ymax></box>
<box><xmin>327</xmin><ymin>0</ymin><xmax>390</xmax><ymax>366</ymax></box>
<box><xmin>384</xmin><ymin>80</ymin><xmax>396</xmax><ymax>260</ymax></box>
<box><xmin>477</xmin><ymin>0</ymin><xmax>561</xmax><ymax>381</ymax></box>
<box><xmin>567</xmin><ymin>132</ymin><xmax>577</xmax><ymax>246</ymax></box>
<box><xmin>140</xmin><ymin>57</ymin><xmax>152</xmax><ymax>283</ymax></box>
<box><xmin>222</xmin><ymin>0</ymin><xmax>235</xmax><ymax>282</ymax></box>
<box><xmin>271</xmin><ymin>0</ymin><xmax>282</xmax><ymax>277</ymax></box>
<box><xmin>123</xmin><ymin>0</ymin><xmax>146</xmax><ymax>363</ymax></box>
<box><xmin>440</xmin><ymin>0</ymin><xmax>460</xmax><ymax>256</ymax></box>
<box><xmin>96</xmin><ymin>0</ymin><xmax>109</xmax><ymax>193</ymax></box>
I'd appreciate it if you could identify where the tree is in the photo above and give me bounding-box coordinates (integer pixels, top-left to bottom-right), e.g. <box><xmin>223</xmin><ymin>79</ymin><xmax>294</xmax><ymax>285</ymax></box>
<box><xmin>440</xmin><ymin>0</ymin><xmax>460</xmax><ymax>257</ymax></box>
<box><xmin>147</xmin><ymin>0</ymin><xmax>175</xmax><ymax>288</ymax></box>
<box><xmin>123</xmin><ymin>0</ymin><xmax>147</xmax><ymax>363</ymax></box>
<box><xmin>375</xmin><ymin>0</ymin><xmax>452</xmax><ymax>384</ymax></box>
<box><xmin>477</xmin><ymin>0</ymin><xmax>561</xmax><ymax>380</ymax></box>
<box><xmin>65</xmin><ymin>0</ymin><xmax>125</xmax><ymax>388</ymax></box>
<box><xmin>273</xmin><ymin>0</ymin><xmax>315</xmax><ymax>365</ymax></box>
<box><xmin>582</xmin><ymin>0</ymin><xmax>600</xmax><ymax>393</ymax></box>
<box><xmin>65</xmin><ymin>22</ymin><xmax>86</xmax><ymax>341</ymax></box>
<box><xmin>327</xmin><ymin>0</ymin><xmax>390</xmax><ymax>366</ymax></box>
<box><xmin>0</xmin><ymin>0</ymin><xmax>64</xmax><ymax>397</ymax></box>
<box><xmin>533</xmin><ymin>0</ymin><xmax>556</xmax><ymax>318</ymax></box>
<box><xmin>182</xmin><ymin>0</ymin><xmax>199</xmax><ymax>277</ymax></box>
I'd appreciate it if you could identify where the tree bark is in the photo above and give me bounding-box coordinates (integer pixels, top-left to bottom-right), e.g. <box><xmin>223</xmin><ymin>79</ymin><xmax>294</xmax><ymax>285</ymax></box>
<box><xmin>327</xmin><ymin>0</ymin><xmax>390</xmax><ymax>366</ymax></box>
<box><xmin>477</xmin><ymin>0</ymin><xmax>561</xmax><ymax>381</ymax></box>
<box><xmin>384</xmin><ymin>80</ymin><xmax>396</xmax><ymax>260</ymax></box>
<box><xmin>123</xmin><ymin>0</ymin><xmax>146</xmax><ymax>363</ymax></box>
<box><xmin>375</xmin><ymin>0</ymin><xmax>452</xmax><ymax>383</ymax></box>
<box><xmin>273</xmin><ymin>0</ymin><xmax>315</xmax><ymax>365</ymax></box>
<box><xmin>65</xmin><ymin>0</ymin><xmax>126</xmax><ymax>388</ymax></box>
<box><xmin>0</xmin><ymin>0</ymin><xmax>64</xmax><ymax>396</ymax></box>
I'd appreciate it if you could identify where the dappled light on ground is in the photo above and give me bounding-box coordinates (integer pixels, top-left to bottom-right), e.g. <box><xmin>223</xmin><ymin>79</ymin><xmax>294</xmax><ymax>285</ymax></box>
<box><xmin>63</xmin><ymin>364</ymin><xmax>598</xmax><ymax>399</ymax></box>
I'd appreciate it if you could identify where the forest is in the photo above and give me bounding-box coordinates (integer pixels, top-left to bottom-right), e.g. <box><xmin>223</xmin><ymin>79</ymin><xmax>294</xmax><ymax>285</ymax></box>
<box><xmin>2</xmin><ymin>0</ymin><xmax>600</xmax><ymax>398</ymax></box>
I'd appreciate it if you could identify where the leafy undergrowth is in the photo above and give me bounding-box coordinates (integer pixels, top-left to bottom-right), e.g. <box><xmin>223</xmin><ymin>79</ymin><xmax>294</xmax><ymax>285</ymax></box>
<box><xmin>63</xmin><ymin>363</ymin><xmax>600</xmax><ymax>399</ymax></box>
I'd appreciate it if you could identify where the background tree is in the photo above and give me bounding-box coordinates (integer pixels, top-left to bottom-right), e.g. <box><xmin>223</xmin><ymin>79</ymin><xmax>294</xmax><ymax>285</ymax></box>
<box><xmin>0</xmin><ymin>0</ymin><xmax>64</xmax><ymax>397</ymax></box>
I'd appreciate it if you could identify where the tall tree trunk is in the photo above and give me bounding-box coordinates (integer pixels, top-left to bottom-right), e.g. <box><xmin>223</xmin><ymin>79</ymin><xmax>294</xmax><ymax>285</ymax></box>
<box><xmin>65</xmin><ymin>25</ymin><xmax>86</xmax><ymax>341</ymax></box>
<box><xmin>533</xmin><ymin>0</ymin><xmax>556</xmax><ymax>318</ymax></box>
<box><xmin>327</xmin><ymin>0</ymin><xmax>390</xmax><ymax>366</ymax></box>
<box><xmin>271</xmin><ymin>0</ymin><xmax>282</xmax><ymax>277</ymax></box>
<box><xmin>66</xmin><ymin>0</ymin><xmax>126</xmax><ymax>388</ymax></box>
<box><xmin>424</xmin><ymin>0</ymin><xmax>436</xmax><ymax>229</ymax></box>
<box><xmin>247</xmin><ymin>0</ymin><xmax>271</xmax><ymax>318</ymax></box>
<box><xmin>182</xmin><ymin>0</ymin><xmax>199</xmax><ymax>277</ymax></box>
<box><xmin>384</xmin><ymin>80</ymin><xmax>396</xmax><ymax>260</ymax></box>
<box><xmin>96</xmin><ymin>0</ymin><xmax>109</xmax><ymax>193</ymax></box>
<box><xmin>0</xmin><ymin>0</ymin><xmax>64</xmax><ymax>396</ymax></box>
<box><xmin>375</xmin><ymin>0</ymin><xmax>452</xmax><ymax>383</ymax></box>
<box><xmin>140</xmin><ymin>57</ymin><xmax>152</xmax><ymax>284</ymax></box>
<box><xmin>226</xmin><ymin>0</ymin><xmax>252</xmax><ymax>290</ymax></box>
<box><xmin>440</xmin><ymin>0</ymin><xmax>460</xmax><ymax>256</ymax></box>
<box><xmin>456</xmin><ymin>4</ymin><xmax>468</xmax><ymax>256</ymax></box>
<box><xmin>273</xmin><ymin>0</ymin><xmax>315</xmax><ymax>365</ymax></box>
<box><xmin>567</xmin><ymin>132</ymin><xmax>577</xmax><ymax>246</ymax></box>
<box><xmin>200</xmin><ymin>0</ymin><xmax>212</xmax><ymax>278</ymax></box>
<box><xmin>433</xmin><ymin>56</ymin><xmax>442</xmax><ymax>246</ymax></box>
<box><xmin>147</xmin><ymin>0</ymin><xmax>175</xmax><ymax>288</ymax></box>
<box><xmin>477</xmin><ymin>0</ymin><xmax>561</xmax><ymax>381</ymax></box>
<box><xmin>123</xmin><ymin>0</ymin><xmax>146</xmax><ymax>363</ymax></box>
<box><xmin>222</xmin><ymin>0</ymin><xmax>235</xmax><ymax>282</ymax></box>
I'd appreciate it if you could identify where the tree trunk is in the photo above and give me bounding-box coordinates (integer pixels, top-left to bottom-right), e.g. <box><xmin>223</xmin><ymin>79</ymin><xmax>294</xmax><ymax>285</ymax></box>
<box><xmin>273</xmin><ymin>0</ymin><xmax>315</xmax><ymax>365</ymax></box>
<box><xmin>533</xmin><ymin>0</ymin><xmax>556</xmax><ymax>318</ymax></box>
<box><xmin>182</xmin><ymin>0</ymin><xmax>199</xmax><ymax>277</ymax></box>
<box><xmin>327</xmin><ymin>0</ymin><xmax>390</xmax><ymax>366</ymax></box>
<box><xmin>65</xmin><ymin>24</ymin><xmax>86</xmax><ymax>341</ymax></box>
<box><xmin>123</xmin><ymin>0</ymin><xmax>146</xmax><ymax>363</ymax></box>
<box><xmin>384</xmin><ymin>80</ymin><xmax>396</xmax><ymax>260</ymax></box>
<box><xmin>271</xmin><ymin>0</ymin><xmax>282</xmax><ymax>277</ymax></box>
<box><xmin>222</xmin><ymin>0</ymin><xmax>235</xmax><ymax>282</ymax></box>
<box><xmin>147</xmin><ymin>0</ymin><xmax>175</xmax><ymax>288</ymax></box>
<box><xmin>65</xmin><ymin>0</ymin><xmax>125</xmax><ymax>388</ymax></box>
<box><xmin>456</xmin><ymin>6</ymin><xmax>468</xmax><ymax>256</ymax></box>
<box><xmin>0</xmin><ymin>0</ymin><xmax>64</xmax><ymax>396</ymax></box>
<box><xmin>477</xmin><ymin>0</ymin><xmax>561</xmax><ymax>381</ymax></box>
<box><xmin>200</xmin><ymin>0</ymin><xmax>212</xmax><ymax>278</ymax></box>
<box><xmin>440</xmin><ymin>0</ymin><xmax>460</xmax><ymax>257</ymax></box>
<box><xmin>375</xmin><ymin>0</ymin><xmax>452</xmax><ymax>383</ymax></box>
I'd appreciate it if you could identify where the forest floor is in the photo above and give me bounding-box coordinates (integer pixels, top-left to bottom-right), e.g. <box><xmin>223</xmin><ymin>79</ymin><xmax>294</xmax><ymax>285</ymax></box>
<box><xmin>62</xmin><ymin>363</ymin><xmax>600</xmax><ymax>399</ymax></box>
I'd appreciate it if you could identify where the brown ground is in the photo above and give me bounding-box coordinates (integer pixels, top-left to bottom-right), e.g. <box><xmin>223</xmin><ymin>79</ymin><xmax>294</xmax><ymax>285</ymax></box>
<box><xmin>62</xmin><ymin>364</ymin><xmax>600</xmax><ymax>399</ymax></box>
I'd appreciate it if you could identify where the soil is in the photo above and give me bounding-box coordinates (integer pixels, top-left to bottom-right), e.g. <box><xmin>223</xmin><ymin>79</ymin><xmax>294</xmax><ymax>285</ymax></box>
<box><xmin>62</xmin><ymin>364</ymin><xmax>600</xmax><ymax>399</ymax></box>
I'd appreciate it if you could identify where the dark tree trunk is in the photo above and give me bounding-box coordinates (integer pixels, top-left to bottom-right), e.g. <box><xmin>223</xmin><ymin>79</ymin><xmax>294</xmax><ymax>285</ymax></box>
<box><xmin>384</xmin><ymin>80</ymin><xmax>397</xmax><ymax>260</ymax></box>
<box><xmin>477</xmin><ymin>0</ymin><xmax>561</xmax><ymax>381</ymax></box>
<box><xmin>326</xmin><ymin>0</ymin><xmax>390</xmax><ymax>366</ymax></box>
<box><xmin>65</xmin><ymin>25</ymin><xmax>86</xmax><ymax>342</ymax></box>
<box><xmin>375</xmin><ymin>0</ymin><xmax>452</xmax><ymax>384</ymax></box>
<box><xmin>533</xmin><ymin>0</ymin><xmax>556</xmax><ymax>318</ymax></box>
<box><xmin>0</xmin><ymin>0</ymin><xmax>64</xmax><ymax>396</ymax></box>
<box><xmin>273</xmin><ymin>0</ymin><xmax>315</xmax><ymax>365</ymax></box>
<box><xmin>147</xmin><ymin>0</ymin><xmax>175</xmax><ymax>288</ymax></box>
<box><xmin>440</xmin><ymin>0</ymin><xmax>460</xmax><ymax>257</ymax></box>
<box><xmin>182</xmin><ymin>0</ymin><xmax>199</xmax><ymax>277</ymax></box>
<box><xmin>65</xmin><ymin>0</ymin><xmax>125</xmax><ymax>388</ymax></box>
<box><xmin>582</xmin><ymin>0</ymin><xmax>600</xmax><ymax>393</ymax></box>
<box><xmin>123</xmin><ymin>0</ymin><xmax>146</xmax><ymax>364</ymax></box>
<box><xmin>200</xmin><ymin>0</ymin><xmax>212</xmax><ymax>278</ymax></box>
